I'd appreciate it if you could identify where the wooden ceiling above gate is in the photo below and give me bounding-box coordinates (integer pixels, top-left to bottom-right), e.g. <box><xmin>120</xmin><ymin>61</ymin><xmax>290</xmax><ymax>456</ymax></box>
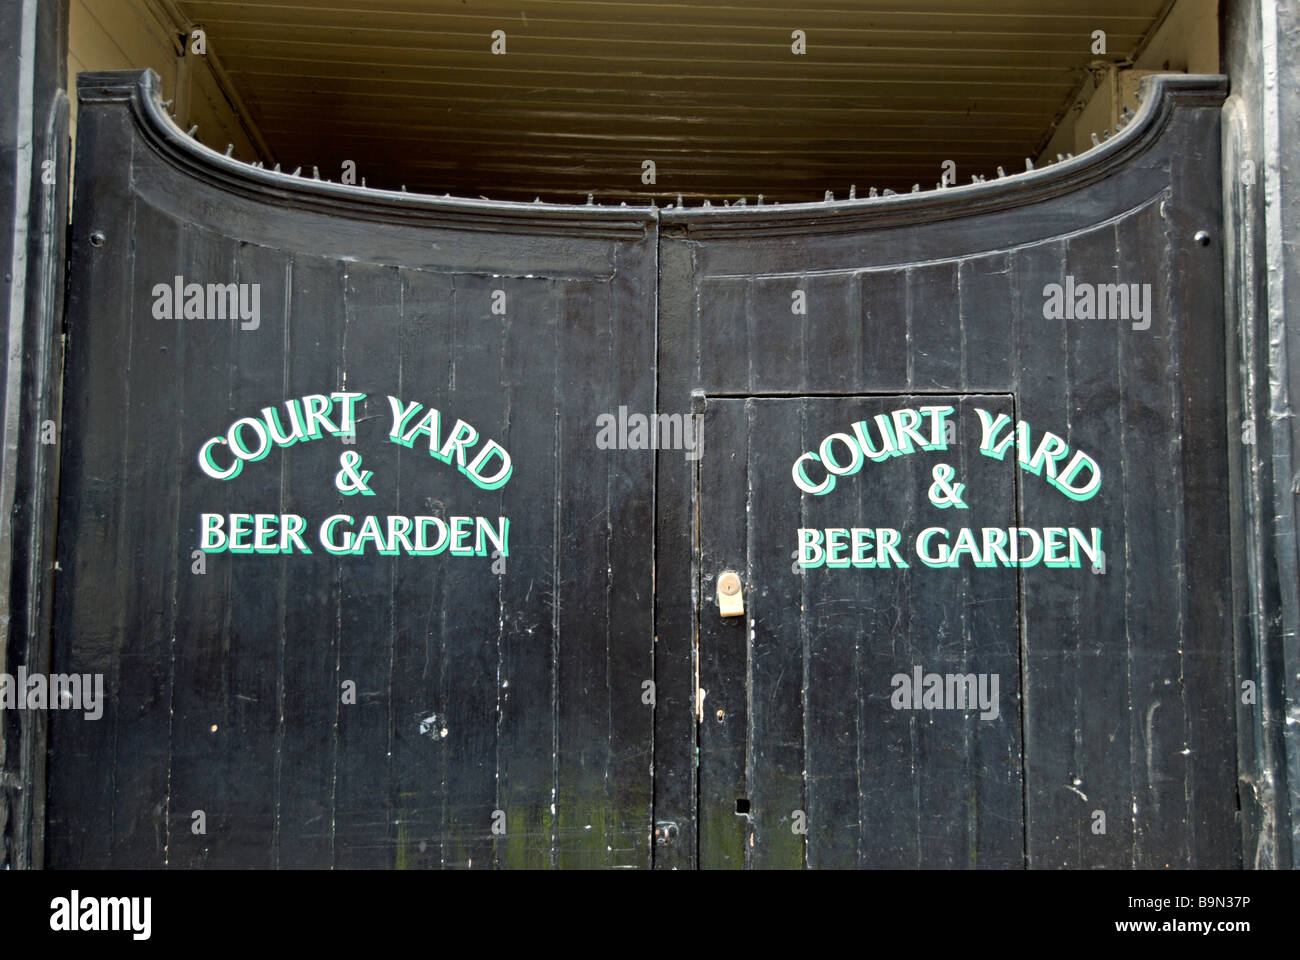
<box><xmin>176</xmin><ymin>0</ymin><xmax>1173</xmax><ymax>203</ymax></box>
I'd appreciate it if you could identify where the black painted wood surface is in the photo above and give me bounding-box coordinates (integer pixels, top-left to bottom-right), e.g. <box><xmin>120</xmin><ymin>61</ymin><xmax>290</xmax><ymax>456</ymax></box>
<box><xmin>49</xmin><ymin>71</ymin><xmax>657</xmax><ymax>868</ymax></box>
<box><xmin>658</xmin><ymin>74</ymin><xmax>1237</xmax><ymax>868</ymax></box>
<box><xmin>48</xmin><ymin>70</ymin><xmax>1238</xmax><ymax>870</ymax></box>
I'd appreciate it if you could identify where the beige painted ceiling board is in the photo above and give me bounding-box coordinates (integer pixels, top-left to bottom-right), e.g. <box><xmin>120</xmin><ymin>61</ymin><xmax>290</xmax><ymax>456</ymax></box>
<box><xmin>175</xmin><ymin>0</ymin><xmax>1174</xmax><ymax>201</ymax></box>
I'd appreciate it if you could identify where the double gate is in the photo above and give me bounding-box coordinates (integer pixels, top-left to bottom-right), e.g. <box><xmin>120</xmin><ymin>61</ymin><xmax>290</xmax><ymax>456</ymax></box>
<box><xmin>46</xmin><ymin>69</ymin><xmax>1236</xmax><ymax>868</ymax></box>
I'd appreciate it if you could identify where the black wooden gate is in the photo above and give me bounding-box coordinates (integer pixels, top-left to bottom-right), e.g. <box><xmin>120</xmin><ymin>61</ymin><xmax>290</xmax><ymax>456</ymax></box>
<box><xmin>48</xmin><ymin>69</ymin><xmax>1237</xmax><ymax>868</ymax></box>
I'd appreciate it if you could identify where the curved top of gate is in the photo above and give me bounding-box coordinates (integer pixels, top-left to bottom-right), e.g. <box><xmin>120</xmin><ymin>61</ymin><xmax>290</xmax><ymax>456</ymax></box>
<box><xmin>79</xmin><ymin>68</ymin><xmax>1226</xmax><ymax>238</ymax></box>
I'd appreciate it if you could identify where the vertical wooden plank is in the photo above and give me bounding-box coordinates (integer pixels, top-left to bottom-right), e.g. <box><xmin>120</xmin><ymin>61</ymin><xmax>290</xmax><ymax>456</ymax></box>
<box><xmin>652</xmin><ymin>232</ymin><xmax>699</xmax><ymax>869</ymax></box>
<box><xmin>1016</xmin><ymin>237</ymin><xmax>1089</xmax><ymax>869</ymax></box>
<box><xmin>960</xmin><ymin>254</ymin><xmax>1015</xmax><ymax>393</ymax></box>
<box><xmin>696</xmin><ymin>397</ymin><xmax>750</xmax><ymax>868</ymax></box>
<box><xmin>47</xmin><ymin>129</ymin><xmax>140</xmax><ymax>865</ymax></box>
<box><xmin>437</xmin><ymin>272</ymin><xmax>506</xmax><ymax>870</ymax></box>
<box><xmin>105</xmin><ymin>201</ymin><xmax>182</xmax><ymax>865</ymax></box>
<box><xmin>554</xmin><ymin>278</ymin><xmax>614</xmax><ymax>868</ymax></box>
<box><xmin>743</xmin><ymin>399</ymin><xmax>805</xmax><ymax>869</ymax></box>
<box><xmin>1171</xmin><ymin>117</ymin><xmax>1239</xmax><ymax>865</ymax></box>
<box><xmin>955</xmin><ymin>395</ymin><xmax>1023</xmax><ymax>868</ymax></box>
<box><xmin>801</xmin><ymin>274</ymin><xmax>863</xmax><ymax>393</ymax></box>
<box><xmin>799</xmin><ymin>398</ymin><xmax>861</xmax><ymax>870</ymax></box>
<box><xmin>1118</xmin><ymin>201</ymin><xmax>1192</xmax><ymax>868</ymax></box>
<box><xmin>603</xmin><ymin>240</ymin><xmax>656</xmax><ymax>867</ymax></box>
<box><xmin>856</xmin><ymin>401</ymin><xmax>922</xmax><ymax>868</ymax></box>
<box><xmin>699</xmin><ymin>277</ymin><xmax>749</xmax><ymax>393</ymax></box>
<box><xmin>167</xmin><ymin>228</ymin><xmax>244</xmax><ymax>868</ymax></box>
<box><xmin>332</xmin><ymin>262</ymin><xmax>402</xmax><ymax>867</ymax></box>
<box><xmin>1059</xmin><ymin>221</ymin><xmax>1135</xmax><ymax>869</ymax></box>
<box><xmin>860</xmin><ymin>269</ymin><xmax>910</xmax><ymax>393</ymax></box>
<box><xmin>493</xmin><ymin>276</ymin><xmax>559</xmax><ymax>870</ymax></box>
<box><xmin>387</xmin><ymin>266</ymin><xmax>454</xmax><ymax>870</ymax></box>
<box><xmin>270</xmin><ymin>253</ymin><xmax>345</xmax><ymax>867</ymax></box>
<box><xmin>908</xmin><ymin>262</ymin><xmax>962</xmax><ymax>391</ymax></box>
<box><xmin>203</xmin><ymin>237</ymin><xmax>291</xmax><ymax>867</ymax></box>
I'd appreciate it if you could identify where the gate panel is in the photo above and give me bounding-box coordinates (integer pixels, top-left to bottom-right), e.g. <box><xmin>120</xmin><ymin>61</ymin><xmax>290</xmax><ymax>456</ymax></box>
<box><xmin>697</xmin><ymin>395</ymin><xmax>1024</xmax><ymax>869</ymax></box>
<box><xmin>658</xmin><ymin>74</ymin><xmax>1237</xmax><ymax>868</ymax></box>
<box><xmin>49</xmin><ymin>71</ymin><xmax>658</xmax><ymax>868</ymax></box>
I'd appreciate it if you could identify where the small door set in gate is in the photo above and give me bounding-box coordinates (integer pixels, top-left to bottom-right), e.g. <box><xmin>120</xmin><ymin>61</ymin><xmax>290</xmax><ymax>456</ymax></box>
<box><xmin>717</xmin><ymin>570</ymin><xmax>744</xmax><ymax>617</ymax></box>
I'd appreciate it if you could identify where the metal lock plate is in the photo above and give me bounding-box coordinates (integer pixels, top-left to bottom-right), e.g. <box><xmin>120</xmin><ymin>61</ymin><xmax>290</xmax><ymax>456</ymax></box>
<box><xmin>716</xmin><ymin>570</ymin><xmax>744</xmax><ymax>617</ymax></box>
